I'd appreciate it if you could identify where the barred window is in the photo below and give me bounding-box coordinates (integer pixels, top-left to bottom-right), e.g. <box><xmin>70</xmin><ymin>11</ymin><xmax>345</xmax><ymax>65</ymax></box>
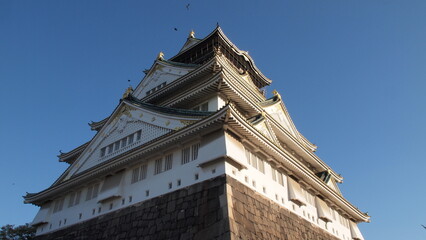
<box><xmin>100</xmin><ymin>148</ymin><xmax>106</xmax><ymax>157</ymax></box>
<box><xmin>131</xmin><ymin>167</ymin><xmax>140</xmax><ymax>184</ymax></box>
<box><xmin>201</xmin><ymin>102</ymin><xmax>209</xmax><ymax>111</ymax></box>
<box><xmin>181</xmin><ymin>147</ymin><xmax>190</xmax><ymax>164</ymax></box>
<box><xmin>86</xmin><ymin>183</ymin><xmax>99</xmax><ymax>201</ymax></box>
<box><xmin>154</xmin><ymin>159</ymin><xmax>163</xmax><ymax>175</ymax></box>
<box><xmin>245</xmin><ymin>149</ymin><xmax>251</xmax><ymax>165</ymax></box>
<box><xmin>140</xmin><ymin>164</ymin><xmax>147</xmax><ymax>180</ymax></box>
<box><xmin>165</xmin><ymin>154</ymin><xmax>173</xmax><ymax>171</ymax></box>
<box><xmin>136</xmin><ymin>130</ymin><xmax>142</xmax><ymax>141</ymax></box>
<box><xmin>191</xmin><ymin>143</ymin><xmax>200</xmax><ymax>161</ymax></box>
<box><xmin>277</xmin><ymin>172</ymin><xmax>284</xmax><ymax>186</ymax></box>
<box><xmin>53</xmin><ymin>198</ymin><xmax>64</xmax><ymax>213</ymax></box>
<box><xmin>128</xmin><ymin>134</ymin><xmax>134</xmax><ymax>144</ymax></box>
<box><xmin>271</xmin><ymin>168</ymin><xmax>277</xmax><ymax>181</ymax></box>
<box><xmin>251</xmin><ymin>153</ymin><xmax>258</xmax><ymax>169</ymax></box>
<box><xmin>121</xmin><ymin>138</ymin><xmax>127</xmax><ymax>148</ymax></box>
<box><xmin>258</xmin><ymin>157</ymin><xmax>265</xmax><ymax>174</ymax></box>
<box><xmin>68</xmin><ymin>191</ymin><xmax>81</xmax><ymax>208</ymax></box>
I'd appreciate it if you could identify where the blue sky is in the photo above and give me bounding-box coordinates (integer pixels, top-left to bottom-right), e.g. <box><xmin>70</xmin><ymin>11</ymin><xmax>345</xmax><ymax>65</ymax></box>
<box><xmin>1</xmin><ymin>1</ymin><xmax>425</xmax><ymax>239</ymax></box>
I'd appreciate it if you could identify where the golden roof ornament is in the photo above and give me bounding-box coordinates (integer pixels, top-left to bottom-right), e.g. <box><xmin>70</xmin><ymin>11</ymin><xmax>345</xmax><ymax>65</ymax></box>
<box><xmin>272</xmin><ymin>89</ymin><xmax>281</xmax><ymax>99</ymax></box>
<box><xmin>157</xmin><ymin>51</ymin><xmax>164</xmax><ymax>61</ymax></box>
<box><xmin>189</xmin><ymin>30</ymin><xmax>195</xmax><ymax>38</ymax></box>
<box><xmin>122</xmin><ymin>86</ymin><xmax>134</xmax><ymax>99</ymax></box>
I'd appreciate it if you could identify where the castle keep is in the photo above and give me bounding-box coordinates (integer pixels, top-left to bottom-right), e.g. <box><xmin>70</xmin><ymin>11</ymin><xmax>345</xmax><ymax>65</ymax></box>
<box><xmin>25</xmin><ymin>27</ymin><xmax>369</xmax><ymax>240</ymax></box>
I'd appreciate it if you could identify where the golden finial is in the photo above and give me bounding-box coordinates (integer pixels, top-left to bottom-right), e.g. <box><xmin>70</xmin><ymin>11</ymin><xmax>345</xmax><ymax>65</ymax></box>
<box><xmin>272</xmin><ymin>89</ymin><xmax>281</xmax><ymax>99</ymax></box>
<box><xmin>189</xmin><ymin>30</ymin><xmax>195</xmax><ymax>38</ymax></box>
<box><xmin>122</xmin><ymin>86</ymin><xmax>134</xmax><ymax>99</ymax></box>
<box><xmin>157</xmin><ymin>51</ymin><xmax>164</xmax><ymax>60</ymax></box>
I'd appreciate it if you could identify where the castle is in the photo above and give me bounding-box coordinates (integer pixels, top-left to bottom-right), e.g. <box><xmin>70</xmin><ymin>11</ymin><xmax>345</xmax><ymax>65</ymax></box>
<box><xmin>25</xmin><ymin>27</ymin><xmax>369</xmax><ymax>240</ymax></box>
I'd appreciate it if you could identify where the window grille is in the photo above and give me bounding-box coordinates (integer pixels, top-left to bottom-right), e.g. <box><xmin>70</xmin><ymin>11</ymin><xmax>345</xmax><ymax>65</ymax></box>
<box><xmin>165</xmin><ymin>154</ymin><xmax>173</xmax><ymax>171</ymax></box>
<box><xmin>140</xmin><ymin>164</ymin><xmax>147</xmax><ymax>180</ymax></box>
<box><xmin>191</xmin><ymin>143</ymin><xmax>200</xmax><ymax>161</ymax></box>
<box><xmin>181</xmin><ymin>147</ymin><xmax>190</xmax><ymax>164</ymax></box>
<box><xmin>154</xmin><ymin>159</ymin><xmax>163</xmax><ymax>174</ymax></box>
<box><xmin>131</xmin><ymin>167</ymin><xmax>140</xmax><ymax>184</ymax></box>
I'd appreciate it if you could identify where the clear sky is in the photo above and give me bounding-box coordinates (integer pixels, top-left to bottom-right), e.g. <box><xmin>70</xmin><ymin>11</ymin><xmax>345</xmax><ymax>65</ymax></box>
<box><xmin>0</xmin><ymin>0</ymin><xmax>425</xmax><ymax>239</ymax></box>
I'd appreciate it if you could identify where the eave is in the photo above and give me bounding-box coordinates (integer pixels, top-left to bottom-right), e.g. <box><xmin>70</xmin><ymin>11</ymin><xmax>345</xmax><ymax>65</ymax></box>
<box><xmin>24</xmin><ymin>106</ymin><xmax>231</xmax><ymax>206</ymax></box>
<box><xmin>225</xmin><ymin>104</ymin><xmax>369</xmax><ymax>223</ymax></box>
<box><xmin>169</xmin><ymin>26</ymin><xmax>272</xmax><ymax>89</ymax></box>
<box><xmin>58</xmin><ymin>142</ymin><xmax>89</xmax><ymax>164</ymax></box>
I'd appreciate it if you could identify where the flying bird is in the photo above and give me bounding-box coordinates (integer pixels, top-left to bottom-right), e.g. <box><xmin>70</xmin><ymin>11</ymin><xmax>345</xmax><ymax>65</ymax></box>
<box><xmin>174</xmin><ymin>28</ymin><xmax>178</xmax><ymax>31</ymax></box>
<box><xmin>186</xmin><ymin>3</ymin><xmax>190</xmax><ymax>10</ymax></box>
<box><xmin>422</xmin><ymin>224</ymin><xmax>426</xmax><ymax>230</ymax></box>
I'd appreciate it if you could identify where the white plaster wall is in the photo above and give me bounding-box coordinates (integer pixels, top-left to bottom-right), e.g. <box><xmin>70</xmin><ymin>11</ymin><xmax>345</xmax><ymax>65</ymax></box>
<box><xmin>35</xmin><ymin>130</ymin><xmax>354</xmax><ymax>240</ymax></box>
<box><xmin>223</xmin><ymin>136</ymin><xmax>354</xmax><ymax>240</ymax></box>
<box><xmin>35</xmin><ymin>131</ymin><xmax>227</xmax><ymax>236</ymax></box>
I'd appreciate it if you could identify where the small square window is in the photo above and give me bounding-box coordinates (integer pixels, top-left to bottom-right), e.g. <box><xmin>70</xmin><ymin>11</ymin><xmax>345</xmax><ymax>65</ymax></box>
<box><xmin>129</xmin><ymin>196</ymin><xmax>132</xmax><ymax>203</ymax></box>
<box><xmin>168</xmin><ymin>182</ymin><xmax>172</xmax><ymax>189</ymax></box>
<box><xmin>92</xmin><ymin>209</ymin><xmax>95</xmax><ymax>215</ymax></box>
<box><xmin>79</xmin><ymin>213</ymin><xmax>82</xmax><ymax>219</ymax></box>
<box><xmin>212</xmin><ymin>169</ymin><xmax>216</xmax><ymax>174</ymax></box>
<box><xmin>194</xmin><ymin>173</ymin><xmax>199</xmax><ymax>180</ymax></box>
<box><xmin>98</xmin><ymin>207</ymin><xmax>101</xmax><ymax>213</ymax></box>
<box><xmin>146</xmin><ymin>190</ymin><xmax>150</xmax><ymax>197</ymax></box>
<box><xmin>121</xmin><ymin>138</ymin><xmax>127</xmax><ymax>148</ymax></box>
<box><xmin>252</xmin><ymin>180</ymin><xmax>256</xmax><ymax>188</ymax></box>
<box><xmin>122</xmin><ymin>199</ymin><xmax>125</xmax><ymax>205</ymax></box>
<box><xmin>244</xmin><ymin>176</ymin><xmax>248</xmax><ymax>183</ymax></box>
<box><xmin>177</xmin><ymin>179</ymin><xmax>181</xmax><ymax>186</ymax></box>
<box><xmin>262</xmin><ymin>187</ymin><xmax>266</xmax><ymax>193</ymax></box>
<box><xmin>109</xmin><ymin>203</ymin><xmax>113</xmax><ymax>210</ymax></box>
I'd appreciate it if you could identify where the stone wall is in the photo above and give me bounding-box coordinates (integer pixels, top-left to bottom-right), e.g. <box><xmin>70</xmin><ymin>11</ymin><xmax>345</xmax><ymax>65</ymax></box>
<box><xmin>36</xmin><ymin>175</ymin><xmax>339</xmax><ymax>240</ymax></box>
<box><xmin>35</xmin><ymin>176</ymin><xmax>230</xmax><ymax>240</ymax></box>
<box><xmin>226</xmin><ymin>177</ymin><xmax>339</xmax><ymax>240</ymax></box>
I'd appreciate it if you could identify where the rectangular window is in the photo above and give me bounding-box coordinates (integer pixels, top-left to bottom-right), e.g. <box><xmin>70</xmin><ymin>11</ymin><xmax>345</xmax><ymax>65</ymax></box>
<box><xmin>53</xmin><ymin>198</ymin><xmax>64</xmax><ymax>213</ymax></box>
<box><xmin>131</xmin><ymin>167</ymin><xmax>140</xmax><ymax>184</ymax></box>
<box><xmin>258</xmin><ymin>157</ymin><xmax>265</xmax><ymax>174</ymax></box>
<box><xmin>136</xmin><ymin>130</ymin><xmax>142</xmax><ymax>141</ymax></box>
<box><xmin>86</xmin><ymin>187</ymin><xmax>93</xmax><ymax>201</ymax></box>
<box><xmin>132</xmin><ymin>164</ymin><xmax>147</xmax><ymax>183</ymax></box>
<box><xmin>181</xmin><ymin>147</ymin><xmax>190</xmax><ymax>164</ymax></box>
<box><xmin>114</xmin><ymin>142</ymin><xmax>120</xmax><ymax>151</ymax></box>
<box><xmin>140</xmin><ymin>164</ymin><xmax>147</xmax><ymax>180</ymax></box>
<box><xmin>86</xmin><ymin>183</ymin><xmax>99</xmax><ymax>201</ymax></box>
<box><xmin>75</xmin><ymin>191</ymin><xmax>81</xmax><ymax>205</ymax></box>
<box><xmin>92</xmin><ymin>184</ymin><xmax>99</xmax><ymax>198</ymax></box>
<box><xmin>191</xmin><ymin>143</ymin><xmax>200</xmax><ymax>161</ymax></box>
<box><xmin>164</xmin><ymin>154</ymin><xmax>173</xmax><ymax>171</ymax></box>
<box><xmin>251</xmin><ymin>153</ymin><xmax>258</xmax><ymax>169</ymax></box>
<box><xmin>201</xmin><ymin>102</ymin><xmax>209</xmax><ymax>111</ymax></box>
<box><xmin>128</xmin><ymin>134</ymin><xmax>134</xmax><ymax>144</ymax></box>
<box><xmin>245</xmin><ymin>149</ymin><xmax>251</xmax><ymax>165</ymax></box>
<box><xmin>271</xmin><ymin>168</ymin><xmax>277</xmax><ymax>181</ymax></box>
<box><xmin>100</xmin><ymin>148</ymin><xmax>106</xmax><ymax>157</ymax></box>
<box><xmin>107</xmin><ymin>144</ymin><xmax>113</xmax><ymax>154</ymax></box>
<box><xmin>68</xmin><ymin>192</ymin><xmax>75</xmax><ymax>208</ymax></box>
<box><xmin>277</xmin><ymin>172</ymin><xmax>284</xmax><ymax>186</ymax></box>
<box><xmin>154</xmin><ymin>159</ymin><xmax>163</xmax><ymax>175</ymax></box>
<box><xmin>68</xmin><ymin>191</ymin><xmax>81</xmax><ymax>207</ymax></box>
<box><xmin>121</xmin><ymin>138</ymin><xmax>127</xmax><ymax>148</ymax></box>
